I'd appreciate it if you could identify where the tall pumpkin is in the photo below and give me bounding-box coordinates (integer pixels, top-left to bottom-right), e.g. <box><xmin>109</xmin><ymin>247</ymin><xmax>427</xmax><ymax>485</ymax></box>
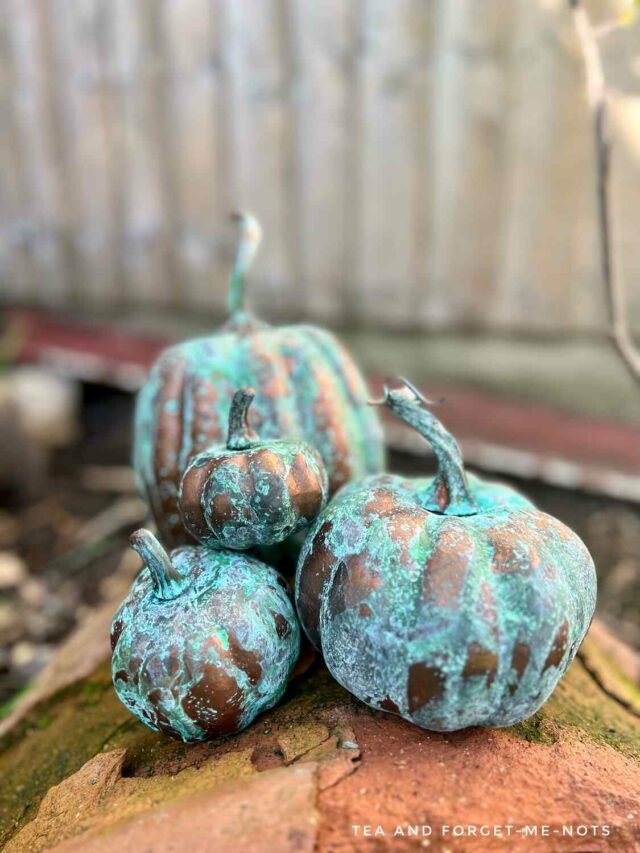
<box><xmin>133</xmin><ymin>213</ymin><xmax>385</xmax><ymax>546</ymax></box>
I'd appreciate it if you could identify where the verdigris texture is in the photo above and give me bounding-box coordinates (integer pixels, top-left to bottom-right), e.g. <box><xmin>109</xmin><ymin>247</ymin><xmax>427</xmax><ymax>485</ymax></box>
<box><xmin>179</xmin><ymin>387</ymin><xmax>328</xmax><ymax>549</ymax></box>
<box><xmin>133</xmin><ymin>213</ymin><xmax>384</xmax><ymax>546</ymax></box>
<box><xmin>112</xmin><ymin>530</ymin><xmax>300</xmax><ymax>742</ymax></box>
<box><xmin>295</xmin><ymin>379</ymin><xmax>597</xmax><ymax>731</ymax></box>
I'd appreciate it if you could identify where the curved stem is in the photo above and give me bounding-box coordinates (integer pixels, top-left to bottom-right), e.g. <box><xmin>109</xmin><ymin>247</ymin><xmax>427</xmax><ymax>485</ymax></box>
<box><xmin>228</xmin><ymin>212</ymin><xmax>263</xmax><ymax>317</ymax></box>
<box><xmin>129</xmin><ymin>529</ymin><xmax>188</xmax><ymax>601</ymax></box>
<box><xmin>375</xmin><ymin>381</ymin><xmax>478</xmax><ymax>516</ymax></box>
<box><xmin>227</xmin><ymin>387</ymin><xmax>260</xmax><ymax>450</ymax></box>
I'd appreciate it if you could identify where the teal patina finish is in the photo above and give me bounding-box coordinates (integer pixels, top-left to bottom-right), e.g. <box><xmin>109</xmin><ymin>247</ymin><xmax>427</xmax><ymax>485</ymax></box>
<box><xmin>112</xmin><ymin>530</ymin><xmax>300</xmax><ymax>742</ymax></box>
<box><xmin>295</xmin><ymin>380</ymin><xmax>597</xmax><ymax>731</ymax></box>
<box><xmin>179</xmin><ymin>387</ymin><xmax>328</xmax><ymax>549</ymax></box>
<box><xmin>133</xmin><ymin>213</ymin><xmax>384</xmax><ymax>547</ymax></box>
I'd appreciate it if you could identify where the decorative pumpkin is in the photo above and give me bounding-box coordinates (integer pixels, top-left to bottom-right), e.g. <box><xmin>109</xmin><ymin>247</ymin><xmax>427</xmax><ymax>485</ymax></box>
<box><xmin>111</xmin><ymin>529</ymin><xmax>300</xmax><ymax>742</ymax></box>
<box><xmin>133</xmin><ymin>213</ymin><xmax>384</xmax><ymax>547</ymax></box>
<box><xmin>295</xmin><ymin>379</ymin><xmax>597</xmax><ymax>731</ymax></box>
<box><xmin>179</xmin><ymin>387</ymin><xmax>328</xmax><ymax>550</ymax></box>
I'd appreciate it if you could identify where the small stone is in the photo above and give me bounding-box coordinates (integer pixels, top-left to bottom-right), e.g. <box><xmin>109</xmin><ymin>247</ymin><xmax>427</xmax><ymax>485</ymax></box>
<box><xmin>19</xmin><ymin>577</ymin><xmax>47</xmax><ymax>608</ymax></box>
<box><xmin>0</xmin><ymin>603</ymin><xmax>21</xmax><ymax>642</ymax></box>
<box><xmin>0</xmin><ymin>552</ymin><xmax>27</xmax><ymax>589</ymax></box>
<box><xmin>340</xmin><ymin>740</ymin><xmax>358</xmax><ymax>749</ymax></box>
<box><xmin>11</xmin><ymin>641</ymin><xmax>37</xmax><ymax>668</ymax></box>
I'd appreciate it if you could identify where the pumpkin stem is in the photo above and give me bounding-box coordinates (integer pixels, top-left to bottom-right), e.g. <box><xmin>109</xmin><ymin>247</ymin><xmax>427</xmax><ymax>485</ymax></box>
<box><xmin>227</xmin><ymin>387</ymin><xmax>260</xmax><ymax>450</ymax></box>
<box><xmin>129</xmin><ymin>529</ymin><xmax>188</xmax><ymax>600</ymax></box>
<box><xmin>372</xmin><ymin>379</ymin><xmax>478</xmax><ymax>516</ymax></box>
<box><xmin>228</xmin><ymin>212</ymin><xmax>263</xmax><ymax>317</ymax></box>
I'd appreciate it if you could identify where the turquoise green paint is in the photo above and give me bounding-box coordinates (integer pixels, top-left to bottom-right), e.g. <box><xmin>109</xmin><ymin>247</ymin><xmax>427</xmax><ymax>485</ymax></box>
<box><xmin>112</xmin><ymin>531</ymin><xmax>300</xmax><ymax>743</ymax></box>
<box><xmin>133</xmin><ymin>213</ymin><xmax>384</xmax><ymax>546</ymax></box>
<box><xmin>296</xmin><ymin>381</ymin><xmax>597</xmax><ymax>732</ymax></box>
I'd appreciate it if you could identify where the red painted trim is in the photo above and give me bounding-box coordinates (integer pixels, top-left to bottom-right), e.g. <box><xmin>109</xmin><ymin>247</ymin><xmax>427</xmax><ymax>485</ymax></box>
<box><xmin>372</xmin><ymin>377</ymin><xmax>640</xmax><ymax>477</ymax></box>
<box><xmin>6</xmin><ymin>309</ymin><xmax>640</xmax><ymax>478</ymax></box>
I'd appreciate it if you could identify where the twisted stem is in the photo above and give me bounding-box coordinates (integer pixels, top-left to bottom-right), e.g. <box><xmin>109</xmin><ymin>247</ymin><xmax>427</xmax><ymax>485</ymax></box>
<box><xmin>372</xmin><ymin>379</ymin><xmax>477</xmax><ymax>516</ymax></box>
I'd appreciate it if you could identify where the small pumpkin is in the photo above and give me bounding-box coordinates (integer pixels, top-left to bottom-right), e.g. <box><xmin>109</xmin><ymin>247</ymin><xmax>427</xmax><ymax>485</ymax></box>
<box><xmin>133</xmin><ymin>213</ymin><xmax>384</xmax><ymax>547</ymax></box>
<box><xmin>295</xmin><ymin>379</ymin><xmax>597</xmax><ymax>731</ymax></box>
<box><xmin>111</xmin><ymin>530</ymin><xmax>300</xmax><ymax>742</ymax></box>
<box><xmin>179</xmin><ymin>387</ymin><xmax>328</xmax><ymax>549</ymax></box>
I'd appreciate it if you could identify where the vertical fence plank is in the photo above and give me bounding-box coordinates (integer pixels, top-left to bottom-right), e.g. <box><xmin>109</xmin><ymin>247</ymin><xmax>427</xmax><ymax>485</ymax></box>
<box><xmin>159</xmin><ymin>0</ymin><xmax>226</xmax><ymax>314</ymax></box>
<box><xmin>223</xmin><ymin>0</ymin><xmax>296</xmax><ymax>318</ymax></box>
<box><xmin>523</xmin><ymin>5</ymin><xmax>594</xmax><ymax>331</ymax></box>
<box><xmin>48</xmin><ymin>0</ymin><xmax>121</xmax><ymax>310</ymax></box>
<box><xmin>409</xmin><ymin>0</ymin><xmax>438</xmax><ymax>325</ymax></box>
<box><xmin>0</xmin><ymin>5</ymin><xmax>33</xmax><ymax>300</ymax></box>
<box><xmin>353</xmin><ymin>0</ymin><xmax>428</xmax><ymax>328</ymax></box>
<box><xmin>425</xmin><ymin>0</ymin><xmax>517</xmax><ymax>329</ymax></box>
<box><xmin>496</xmin><ymin>1</ymin><xmax>590</xmax><ymax>332</ymax></box>
<box><xmin>285</xmin><ymin>0</ymin><xmax>350</xmax><ymax>323</ymax></box>
<box><xmin>1</xmin><ymin>0</ymin><xmax>638</xmax><ymax>334</ymax></box>
<box><xmin>108</xmin><ymin>0</ymin><xmax>172</xmax><ymax>308</ymax></box>
<box><xmin>7</xmin><ymin>0</ymin><xmax>74</xmax><ymax>305</ymax></box>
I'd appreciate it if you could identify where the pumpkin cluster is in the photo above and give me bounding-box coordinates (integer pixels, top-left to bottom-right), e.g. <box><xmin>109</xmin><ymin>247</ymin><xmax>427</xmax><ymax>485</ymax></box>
<box><xmin>112</xmin><ymin>214</ymin><xmax>597</xmax><ymax>744</ymax></box>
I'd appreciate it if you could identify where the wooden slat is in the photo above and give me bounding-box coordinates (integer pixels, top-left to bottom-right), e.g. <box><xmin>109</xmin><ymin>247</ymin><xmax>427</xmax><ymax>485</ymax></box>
<box><xmin>159</xmin><ymin>0</ymin><xmax>225</xmax><ymax>314</ymax></box>
<box><xmin>354</xmin><ymin>0</ymin><xmax>425</xmax><ymax>328</ymax></box>
<box><xmin>286</xmin><ymin>0</ymin><xmax>350</xmax><ymax>323</ymax></box>
<box><xmin>0</xmin><ymin>0</ymin><xmax>639</xmax><ymax>335</ymax></box>
<box><xmin>47</xmin><ymin>0</ymin><xmax>120</xmax><ymax>310</ymax></box>
<box><xmin>426</xmin><ymin>1</ymin><xmax>518</xmax><ymax>329</ymax></box>
<box><xmin>0</xmin><ymin>7</ymin><xmax>32</xmax><ymax>301</ymax></box>
<box><xmin>222</xmin><ymin>0</ymin><xmax>296</xmax><ymax>318</ymax></box>
<box><xmin>107</xmin><ymin>0</ymin><xmax>173</xmax><ymax>307</ymax></box>
<box><xmin>7</xmin><ymin>0</ymin><xmax>73</xmax><ymax>305</ymax></box>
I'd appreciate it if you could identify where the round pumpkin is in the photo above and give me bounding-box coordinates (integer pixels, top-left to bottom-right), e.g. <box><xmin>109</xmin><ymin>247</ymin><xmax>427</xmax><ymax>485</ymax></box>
<box><xmin>111</xmin><ymin>530</ymin><xmax>300</xmax><ymax>742</ymax></box>
<box><xmin>133</xmin><ymin>213</ymin><xmax>384</xmax><ymax>547</ymax></box>
<box><xmin>179</xmin><ymin>386</ymin><xmax>328</xmax><ymax>549</ymax></box>
<box><xmin>295</xmin><ymin>380</ymin><xmax>597</xmax><ymax>731</ymax></box>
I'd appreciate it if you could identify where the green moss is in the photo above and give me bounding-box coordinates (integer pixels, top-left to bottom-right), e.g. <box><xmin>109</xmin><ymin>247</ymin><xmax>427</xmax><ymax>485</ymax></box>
<box><xmin>0</xmin><ymin>662</ymin><xmax>139</xmax><ymax>846</ymax></box>
<box><xmin>0</xmin><ymin>684</ymin><xmax>32</xmax><ymax>722</ymax></box>
<box><xmin>509</xmin><ymin>657</ymin><xmax>640</xmax><ymax>761</ymax></box>
<box><xmin>0</xmin><ymin>650</ymin><xmax>638</xmax><ymax>849</ymax></box>
<box><xmin>509</xmin><ymin>712</ymin><xmax>557</xmax><ymax>745</ymax></box>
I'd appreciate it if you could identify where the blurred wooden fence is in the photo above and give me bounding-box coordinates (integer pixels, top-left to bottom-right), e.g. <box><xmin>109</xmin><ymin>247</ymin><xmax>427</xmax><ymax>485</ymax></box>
<box><xmin>1</xmin><ymin>0</ymin><xmax>639</xmax><ymax>332</ymax></box>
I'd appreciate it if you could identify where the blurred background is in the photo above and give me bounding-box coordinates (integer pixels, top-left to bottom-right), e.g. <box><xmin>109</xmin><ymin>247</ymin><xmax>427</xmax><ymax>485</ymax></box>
<box><xmin>1</xmin><ymin>0</ymin><xmax>640</xmax><ymax>710</ymax></box>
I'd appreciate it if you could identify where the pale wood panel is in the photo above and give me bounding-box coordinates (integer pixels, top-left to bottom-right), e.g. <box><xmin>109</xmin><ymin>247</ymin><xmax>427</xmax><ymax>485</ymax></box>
<box><xmin>0</xmin><ymin>6</ymin><xmax>33</xmax><ymax>300</ymax></box>
<box><xmin>409</xmin><ymin>0</ymin><xmax>439</xmax><ymax>324</ymax></box>
<box><xmin>425</xmin><ymin>1</ymin><xmax>518</xmax><ymax>329</ymax></box>
<box><xmin>0</xmin><ymin>0</ymin><xmax>638</xmax><ymax>334</ymax></box>
<box><xmin>7</xmin><ymin>0</ymin><xmax>72</xmax><ymax>304</ymax></box>
<box><xmin>354</xmin><ymin>0</ymin><xmax>428</xmax><ymax>328</ymax></box>
<box><xmin>108</xmin><ymin>0</ymin><xmax>174</xmax><ymax>307</ymax></box>
<box><xmin>286</xmin><ymin>0</ymin><xmax>357</xmax><ymax>323</ymax></box>
<box><xmin>495</xmin><ymin>0</ymin><xmax>563</xmax><ymax>329</ymax></box>
<box><xmin>223</xmin><ymin>0</ymin><xmax>296</xmax><ymax>318</ymax></box>
<box><xmin>159</xmin><ymin>0</ymin><xmax>226</xmax><ymax>313</ymax></box>
<box><xmin>47</xmin><ymin>0</ymin><xmax>119</xmax><ymax>308</ymax></box>
<box><xmin>528</xmin><ymin>9</ymin><xmax>595</xmax><ymax>330</ymax></box>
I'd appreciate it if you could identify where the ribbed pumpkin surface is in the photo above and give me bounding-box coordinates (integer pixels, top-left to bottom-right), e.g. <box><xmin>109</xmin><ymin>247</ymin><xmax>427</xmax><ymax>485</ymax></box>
<box><xmin>134</xmin><ymin>318</ymin><xmax>384</xmax><ymax>546</ymax></box>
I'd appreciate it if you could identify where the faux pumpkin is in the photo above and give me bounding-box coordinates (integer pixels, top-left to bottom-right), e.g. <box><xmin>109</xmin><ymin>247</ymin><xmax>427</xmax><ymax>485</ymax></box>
<box><xmin>133</xmin><ymin>213</ymin><xmax>384</xmax><ymax>546</ymax></box>
<box><xmin>111</xmin><ymin>530</ymin><xmax>300</xmax><ymax>742</ymax></box>
<box><xmin>295</xmin><ymin>380</ymin><xmax>597</xmax><ymax>731</ymax></box>
<box><xmin>179</xmin><ymin>387</ymin><xmax>328</xmax><ymax>549</ymax></box>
